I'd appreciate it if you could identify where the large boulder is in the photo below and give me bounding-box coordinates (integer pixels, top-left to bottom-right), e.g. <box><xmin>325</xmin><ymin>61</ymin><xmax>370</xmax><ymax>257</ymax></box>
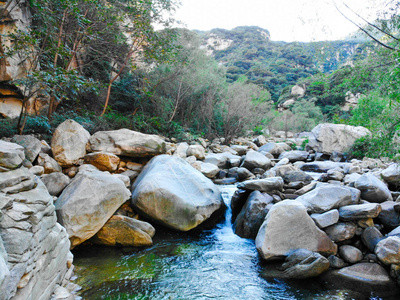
<box><xmin>295</xmin><ymin>185</ymin><xmax>356</xmax><ymax>214</ymax></box>
<box><xmin>0</xmin><ymin>140</ymin><xmax>25</xmax><ymax>170</ymax></box>
<box><xmin>91</xmin><ymin>215</ymin><xmax>155</xmax><ymax>247</ymax></box>
<box><xmin>255</xmin><ymin>200</ymin><xmax>337</xmax><ymax>260</ymax></box>
<box><xmin>307</xmin><ymin>123</ymin><xmax>371</xmax><ymax>155</ymax></box>
<box><xmin>51</xmin><ymin>119</ymin><xmax>90</xmax><ymax>167</ymax></box>
<box><xmin>375</xmin><ymin>236</ymin><xmax>400</xmax><ymax>265</ymax></box>
<box><xmin>131</xmin><ymin>155</ymin><xmax>223</xmax><ymax>231</ymax></box>
<box><xmin>233</xmin><ymin>191</ymin><xmax>273</xmax><ymax>239</ymax></box>
<box><xmin>88</xmin><ymin>128</ymin><xmax>165</xmax><ymax>157</ymax></box>
<box><xmin>354</xmin><ymin>173</ymin><xmax>393</xmax><ymax>203</ymax></box>
<box><xmin>55</xmin><ymin>166</ymin><xmax>131</xmax><ymax>248</ymax></box>
<box><xmin>338</xmin><ymin>203</ymin><xmax>382</xmax><ymax>221</ymax></box>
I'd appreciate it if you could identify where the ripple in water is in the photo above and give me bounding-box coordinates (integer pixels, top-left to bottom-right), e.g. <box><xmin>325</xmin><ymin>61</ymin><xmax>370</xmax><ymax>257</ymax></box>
<box><xmin>74</xmin><ymin>186</ymin><xmax>399</xmax><ymax>300</ymax></box>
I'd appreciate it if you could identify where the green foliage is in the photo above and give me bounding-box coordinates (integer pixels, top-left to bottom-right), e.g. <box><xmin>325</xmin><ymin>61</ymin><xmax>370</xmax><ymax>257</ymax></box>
<box><xmin>0</xmin><ymin>119</ymin><xmax>18</xmax><ymax>138</ymax></box>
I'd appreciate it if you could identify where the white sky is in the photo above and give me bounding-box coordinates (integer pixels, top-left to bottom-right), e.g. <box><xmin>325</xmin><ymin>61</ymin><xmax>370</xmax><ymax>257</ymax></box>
<box><xmin>172</xmin><ymin>0</ymin><xmax>396</xmax><ymax>42</ymax></box>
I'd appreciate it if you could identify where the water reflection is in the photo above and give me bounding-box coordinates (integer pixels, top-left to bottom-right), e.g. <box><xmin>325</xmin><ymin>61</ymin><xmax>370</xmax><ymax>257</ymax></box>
<box><xmin>74</xmin><ymin>186</ymin><xmax>398</xmax><ymax>300</ymax></box>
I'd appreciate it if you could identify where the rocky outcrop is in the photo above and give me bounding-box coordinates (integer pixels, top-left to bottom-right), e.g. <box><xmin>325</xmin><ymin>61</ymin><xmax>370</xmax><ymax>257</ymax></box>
<box><xmin>131</xmin><ymin>155</ymin><xmax>223</xmax><ymax>231</ymax></box>
<box><xmin>0</xmin><ymin>142</ymin><xmax>72</xmax><ymax>300</ymax></box>
<box><xmin>307</xmin><ymin>123</ymin><xmax>371</xmax><ymax>155</ymax></box>
<box><xmin>0</xmin><ymin>140</ymin><xmax>25</xmax><ymax>170</ymax></box>
<box><xmin>88</xmin><ymin>129</ymin><xmax>166</xmax><ymax>157</ymax></box>
<box><xmin>55</xmin><ymin>166</ymin><xmax>131</xmax><ymax>248</ymax></box>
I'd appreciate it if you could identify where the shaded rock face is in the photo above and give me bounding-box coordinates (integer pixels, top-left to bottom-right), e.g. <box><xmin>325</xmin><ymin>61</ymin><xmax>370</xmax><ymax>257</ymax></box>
<box><xmin>51</xmin><ymin>119</ymin><xmax>91</xmax><ymax>167</ymax></box>
<box><xmin>131</xmin><ymin>155</ymin><xmax>223</xmax><ymax>232</ymax></box>
<box><xmin>40</xmin><ymin>172</ymin><xmax>71</xmax><ymax>196</ymax></box>
<box><xmin>0</xmin><ymin>149</ymin><xmax>72</xmax><ymax>300</ymax></box>
<box><xmin>281</xmin><ymin>249</ymin><xmax>330</xmax><ymax>279</ymax></box>
<box><xmin>88</xmin><ymin>129</ymin><xmax>166</xmax><ymax>158</ymax></box>
<box><xmin>307</xmin><ymin>123</ymin><xmax>371</xmax><ymax>155</ymax></box>
<box><xmin>354</xmin><ymin>173</ymin><xmax>393</xmax><ymax>203</ymax></box>
<box><xmin>91</xmin><ymin>215</ymin><xmax>155</xmax><ymax>247</ymax></box>
<box><xmin>55</xmin><ymin>167</ymin><xmax>131</xmax><ymax>248</ymax></box>
<box><xmin>233</xmin><ymin>191</ymin><xmax>273</xmax><ymax>239</ymax></box>
<box><xmin>255</xmin><ymin>200</ymin><xmax>337</xmax><ymax>261</ymax></box>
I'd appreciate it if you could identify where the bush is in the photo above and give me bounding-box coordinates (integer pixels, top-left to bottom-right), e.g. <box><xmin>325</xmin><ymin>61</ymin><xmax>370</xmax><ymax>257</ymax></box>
<box><xmin>0</xmin><ymin>118</ymin><xmax>17</xmax><ymax>138</ymax></box>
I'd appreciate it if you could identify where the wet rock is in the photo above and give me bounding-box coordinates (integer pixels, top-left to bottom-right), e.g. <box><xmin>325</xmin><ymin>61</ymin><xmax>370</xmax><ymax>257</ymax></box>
<box><xmin>89</xmin><ymin>128</ymin><xmax>165</xmax><ymax>157</ymax></box>
<box><xmin>55</xmin><ymin>167</ymin><xmax>131</xmax><ymax>248</ymax></box>
<box><xmin>339</xmin><ymin>245</ymin><xmax>363</xmax><ymax>264</ymax></box>
<box><xmin>51</xmin><ymin>119</ymin><xmax>90</xmax><ymax>167</ymax></box>
<box><xmin>324</xmin><ymin>222</ymin><xmax>357</xmax><ymax>242</ymax></box>
<box><xmin>256</xmin><ymin>200</ymin><xmax>337</xmax><ymax>260</ymax></box>
<box><xmin>377</xmin><ymin>201</ymin><xmax>400</xmax><ymax>230</ymax></box>
<box><xmin>131</xmin><ymin>155</ymin><xmax>223</xmax><ymax>232</ymax></box>
<box><xmin>338</xmin><ymin>203</ymin><xmax>381</xmax><ymax>221</ymax></box>
<box><xmin>233</xmin><ymin>191</ymin><xmax>273</xmax><ymax>239</ymax></box>
<box><xmin>354</xmin><ymin>173</ymin><xmax>393</xmax><ymax>203</ymax></box>
<box><xmin>237</xmin><ymin>177</ymin><xmax>284</xmax><ymax>193</ymax></box>
<box><xmin>361</xmin><ymin>226</ymin><xmax>384</xmax><ymax>252</ymax></box>
<box><xmin>231</xmin><ymin>189</ymin><xmax>252</xmax><ymax>221</ymax></box>
<box><xmin>92</xmin><ymin>215</ymin><xmax>155</xmax><ymax>247</ymax></box>
<box><xmin>295</xmin><ymin>185</ymin><xmax>355</xmax><ymax>214</ymax></box>
<box><xmin>311</xmin><ymin>210</ymin><xmax>339</xmax><ymax>229</ymax></box>
<box><xmin>375</xmin><ymin>236</ymin><xmax>400</xmax><ymax>265</ymax></box>
<box><xmin>280</xmin><ymin>249</ymin><xmax>330</xmax><ymax>278</ymax></box>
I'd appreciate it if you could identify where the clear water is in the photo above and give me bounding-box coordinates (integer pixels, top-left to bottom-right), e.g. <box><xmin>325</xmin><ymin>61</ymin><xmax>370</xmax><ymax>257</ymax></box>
<box><xmin>73</xmin><ymin>186</ymin><xmax>399</xmax><ymax>300</ymax></box>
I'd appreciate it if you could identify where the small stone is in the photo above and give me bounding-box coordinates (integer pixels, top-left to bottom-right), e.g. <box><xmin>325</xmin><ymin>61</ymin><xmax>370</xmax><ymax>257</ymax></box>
<box><xmin>339</xmin><ymin>245</ymin><xmax>363</xmax><ymax>264</ymax></box>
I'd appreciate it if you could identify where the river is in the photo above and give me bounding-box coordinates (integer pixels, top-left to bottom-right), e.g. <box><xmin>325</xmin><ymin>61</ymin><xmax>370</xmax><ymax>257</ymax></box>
<box><xmin>73</xmin><ymin>186</ymin><xmax>399</xmax><ymax>300</ymax></box>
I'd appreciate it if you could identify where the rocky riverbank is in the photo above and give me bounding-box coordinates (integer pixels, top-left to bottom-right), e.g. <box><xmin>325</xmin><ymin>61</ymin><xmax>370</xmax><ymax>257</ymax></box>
<box><xmin>1</xmin><ymin>119</ymin><xmax>400</xmax><ymax>299</ymax></box>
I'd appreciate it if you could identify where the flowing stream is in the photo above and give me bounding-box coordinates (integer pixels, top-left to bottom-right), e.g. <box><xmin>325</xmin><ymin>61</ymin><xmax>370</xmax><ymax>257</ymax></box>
<box><xmin>73</xmin><ymin>186</ymin><xmax>398</xmax><ymax>300</ymax></box>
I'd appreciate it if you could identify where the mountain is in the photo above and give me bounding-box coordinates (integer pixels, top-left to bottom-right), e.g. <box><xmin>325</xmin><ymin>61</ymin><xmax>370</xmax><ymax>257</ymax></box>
<box><xmin>197</xmin><ymin>26</ymin><xmax>375</xmax><ymax>101</ymax></box>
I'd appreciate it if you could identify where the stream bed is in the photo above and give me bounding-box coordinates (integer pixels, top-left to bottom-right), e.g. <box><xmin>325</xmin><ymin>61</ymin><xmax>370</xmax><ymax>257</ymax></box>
<box><xmin>73</xmin><ymin>186</ymin><xmax>400</xmax><ymax>300</ymax></box>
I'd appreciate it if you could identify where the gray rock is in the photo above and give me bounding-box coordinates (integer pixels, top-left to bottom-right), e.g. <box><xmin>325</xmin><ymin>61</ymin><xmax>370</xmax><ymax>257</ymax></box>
<box><xmin>311</xmin><ymin>210</ymin><xmax>339</xmax><ymax>229</ymax></box>
<box><xmin>51</xmin><ymin>119</ymin><xmax>90</xmax><ymax>167</ymax></box>
<box><xmin>199</xmin><ymin>162</ymin><xmax>219</xmax><ymax>179</ymax></box>
<box><xmin>278</xmin><ymin>150</ymin><xmax>309</xmax><ymax>162</ymax></box>
<box><xmin>186</xmin><ymin>145</ymin><xmax>205</xmax><ymax>160</ymax></box>
<box><xmin>361</xmin><ymin>226</ymin><xmax>384</xmax><ymax>252</ymax></box>
<box><xmin>301</xmin><ymin>161</ymin><xmax>352</xmax><ymax>173</ymax></box>
<box><xmin>274</xmin><ymin>164</ymin><xmax>297</xmax><ymax>177</ymax></box>
<box><xmin>0</xmin><ymin>167</ymin><xmax>36</xmax><ymax>194</ymax></box>
<box><xmin>321</xmin><ymin>263</ymin><xmax>397</xmax><ymax>294</ymax></box>
<box><xmin>41</xmin><ymin>172</ymin><xmax>71</xmax><ymax>196</ymax></box>
<box><xmin>237</xmin><ymin>177</ymin><xmax>284</xmax><ymax>193</ymax></box>
<box><xmin>89</xmin><ymin>128</ymin><xmax>165</xmax><ymax>157</ymax></box>
<box><xmin>230</xmin><ymin>145</ymin><xmax>247</xmax><ymax>156</ymax></box>
<box><xmin>240</xmin><ymin>150</ymin><xmax>271</xmax><ymax>171</ymax></box>
<box><xmin>131</xmin><ymin>155</ymin><xmax>223</xmax><ymax>232</ymax></box>
<box><xmin>327</xmin><ymin>169</ymin><xmax>345</xmax><ymax>181</ymax></box>
<box><xmin>173</xmin><ymin>142</ymin><xmax>189</xmax><ymax>158</ymax></box>
<box><xmin>282</xmin><ymin>170</ymin><xmax>313</xmax><ymax>184</ymax></box>
<box><xmin>344</xmin><ymin>173</ymin><xmax>362</xmax><ymax>187</ymax></box>
<box><xmin>325</xmin><ymin>222</ymin><xmax>357</xmax><ymax>242</ymax></box>
<box><xmin>236</xmin><ymin>167</ymin><xmax>255</xmax><ymax>181</ymax></box>
<box><xmin>29</xmin><ymin>166</ymin><xmax>44</xmax><ymax>176</ymax></box>
<box><xmin>280</xmin><ymin>249</ymin><xmax>330</xmax><ymax>278</ymax></box>
<box><xmin>377</xmin><ymin>201</ymin><xmax>400</xmax><ymax>230</ymax></box>
<box><xmin>0</xmin><ymin>140</ymin><xmax>25</xmax><ymax>170</ymax></box>
<box><xmin>55</xmin><ymin>167</ymin><xmax>131</xmax><ymax>248</ymax></box>
<box><xmin>233</xmin><ymin>191</ymin><xmax>273</xmax><ymax>239</ymax></box>
<box><xmin>381</xmin><ymin>163</ymin><xmax>400</xmax><ymax>186</ymax></box>
<box><xmin>10</xmin><ymin>135</ymin><xmax>42</xmax><ymax>162</ymax></box>
<box><xmin>295</xmin><ymin>185</ymin><xmax>355</xmax><ymax>214</ymax></box>
<box><xmin>339</xmin><ymin>245</ymin><xmax>363</xmax><ymax>264</ymax></box>
<box><xmin>355</xmin><ymin>173</ymin><xmax>393</xmax><ymax>203</ymax></box>
<box><xmin>307</xmin><ymin>123</ymin><xmax>371</xmax><ymax>155</ymax></box>
<box><xmin>37</xmin><ymin>153</ymin><xmax>62</xmax><ymax>174</ymax></box>
<box><xmin>339</xmin><ymin>203</ymin><xmax>381</xmax><ymax>221</ymax></box>
<box><xmin>375</xmin><ymin>236</ymin><xmax>400</xmax><ymax>265</ymax></box>
<box><xmin>204</xmin><ymin>153</ymin><xmax>229</xmax><ymax>168</ymax></box>
<box><xmin>388</xmin><ymin>226</ymin><xmax>400</xmax><ymax>238</ymax></box>
<box><xmin>258</xmin><ymin>142</ymin><xmax>285</xmax><ymax>157</ymax></box>
<box><xmin>255</xmin><ymin>200</ymin><xmax>337</xmax><ymax>260</ymax></box>
<box><xmin>328</xmin><ymin>255</ymin><xmax>347</xmax><ymax>269</ymax></box>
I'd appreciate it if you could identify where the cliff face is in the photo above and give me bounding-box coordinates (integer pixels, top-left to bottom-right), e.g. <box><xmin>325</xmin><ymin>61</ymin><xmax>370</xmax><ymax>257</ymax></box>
<box><xmin>0</xmin><ymin>0</ymin><xmax>39</xmax><ymax>119</ymax></box>
<box><xmin>0</xmin><ymin>140</ymin><xmax>73</xmax><ymax>300</ymax></box>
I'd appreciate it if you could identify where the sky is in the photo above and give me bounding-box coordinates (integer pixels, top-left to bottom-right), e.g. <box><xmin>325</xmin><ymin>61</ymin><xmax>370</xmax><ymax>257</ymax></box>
<box><xmin>172</xmin><ymin>0</ymin><xmax>396</xmax><ymax>42</ymax></box>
